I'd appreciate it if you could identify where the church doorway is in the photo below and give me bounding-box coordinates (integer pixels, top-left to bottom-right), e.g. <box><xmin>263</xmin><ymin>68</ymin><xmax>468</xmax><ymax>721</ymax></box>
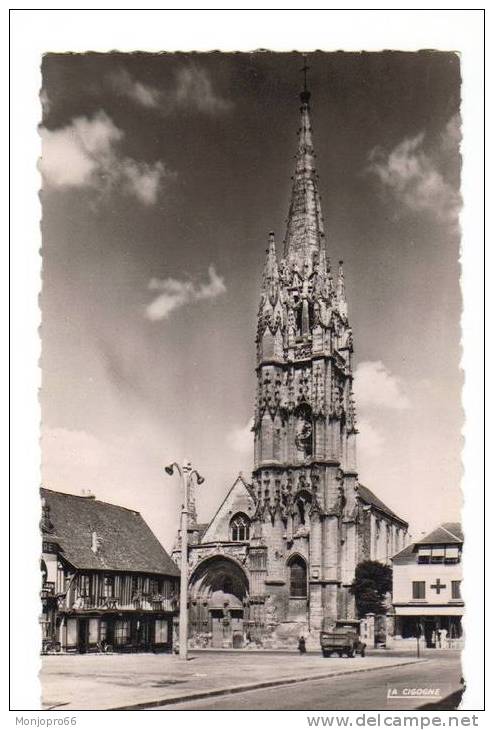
<box><xmin>189</xmin><ymin>556</ymin><xmax>249</xmax><ymax>648</ymax></box>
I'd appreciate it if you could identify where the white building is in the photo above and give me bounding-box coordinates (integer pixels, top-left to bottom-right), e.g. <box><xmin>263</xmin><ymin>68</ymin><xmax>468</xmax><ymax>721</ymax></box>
<box><xmin>392</xmin><ymin>522</ymin><xmax>463</xmax><ymax>648</ymax></box>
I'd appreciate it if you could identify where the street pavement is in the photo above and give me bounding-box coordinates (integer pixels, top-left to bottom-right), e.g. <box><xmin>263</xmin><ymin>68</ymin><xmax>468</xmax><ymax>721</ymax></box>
<box><xmin>155</xmin><ymin>654</ymin><xmax>463</xmax><ymax>711</ymax></box>
<box><xmin>40</xmin><ymin>648</ymin><xmax>460</xmax><ymax>711</ymax></box>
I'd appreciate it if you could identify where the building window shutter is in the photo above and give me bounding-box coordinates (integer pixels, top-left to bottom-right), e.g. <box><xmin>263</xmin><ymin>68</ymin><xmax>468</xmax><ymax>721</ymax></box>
<box><xmin>412</xmin><ymin>581</ymin><xmax>425</xmax><ymax>599</ymax></box>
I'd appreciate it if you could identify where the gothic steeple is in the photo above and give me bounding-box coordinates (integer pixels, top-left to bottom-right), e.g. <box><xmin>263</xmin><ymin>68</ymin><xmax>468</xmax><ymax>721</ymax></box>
<box><xmin>283</xmin><ymin>64</ymin><xmax>325</xmax><ymax>271</ymax></box>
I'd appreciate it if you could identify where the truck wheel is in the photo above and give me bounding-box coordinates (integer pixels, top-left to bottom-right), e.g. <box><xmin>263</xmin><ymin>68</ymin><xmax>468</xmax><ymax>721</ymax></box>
<box><xmin>338</xmin><ymin>651</ymin><xmax>342</xmax><ymax>658</ymax></box>
<box><xmin>322</xmin><ymin>650</ymin><xmax>330</xmax><ymax>658</ymax></box>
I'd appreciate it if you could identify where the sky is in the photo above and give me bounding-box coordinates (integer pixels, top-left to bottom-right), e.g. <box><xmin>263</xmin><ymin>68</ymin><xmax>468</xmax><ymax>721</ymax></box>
<box><xmin>39</xmin><ymin>51</ymin><xmax>463</xmax><ymax>548</ymax></box>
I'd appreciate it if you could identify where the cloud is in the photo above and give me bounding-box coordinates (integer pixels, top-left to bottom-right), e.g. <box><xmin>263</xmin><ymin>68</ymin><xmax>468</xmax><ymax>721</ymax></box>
<box><xmin>109</xmin><ymin>65</ymin><xmax>231</xmax><ymax>115</ymax></box>
<box><xmin>42</xmin><ymin>427</ymin><xmax>108</xmax><ymax>491</ymax></box>
<box><xmin>40</xmin><ymin>110</ymin><xmax>173</xmax><ymax>205</ymax></box>
<box><xmin>111</xmin><ymin>68</ymin><xmax>161</xmax><ymax>108</ymax></box>
<box><xmin>354</xmin><ymin>361</ymin><xmax>411</xmax><ymax>410</ymax></box>
<box><xmin>355</xmin><ymin>417</ymin><xmax>386</xmax><ymax>459</ymax></box>
<box><xmin>146</xmin><ymin>265</ymin><xmax>226</xmax><ymax>321</ymax></box>
<box><xmin>227</xmin><ymin>418</ymin><xmax>254</xmax><ymax>454</ymax></box>
<box><xmin>174</xmin><ymin>66</ymin><xmax>231</xmax><ymax>114</ymax></box>
<box><xmin>367</xmin><ymin>117</ymin><xmax>461</xmax><ymax>223</ymax></box>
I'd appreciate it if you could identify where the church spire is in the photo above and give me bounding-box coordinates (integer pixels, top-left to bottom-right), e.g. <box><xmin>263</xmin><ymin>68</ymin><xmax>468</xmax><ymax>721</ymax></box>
<box><xmin>283</xmin><ymin>58</ymin><xmax>325</xmax><ymax>270</ymax></box>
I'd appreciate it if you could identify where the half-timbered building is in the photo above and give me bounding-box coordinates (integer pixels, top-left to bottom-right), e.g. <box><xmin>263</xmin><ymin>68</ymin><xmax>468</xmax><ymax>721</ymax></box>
<box><xmin>40</xmin><ymin>488</ymin><xmax>179</xmax><ymax>653</ymax></box>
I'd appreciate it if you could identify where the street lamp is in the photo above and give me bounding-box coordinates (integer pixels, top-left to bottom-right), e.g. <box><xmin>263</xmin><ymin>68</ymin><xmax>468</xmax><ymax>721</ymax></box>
<box><xmin>164</xmin><ymin>459</ymin><xmax>204</xmax><ymax>660</ymax></box>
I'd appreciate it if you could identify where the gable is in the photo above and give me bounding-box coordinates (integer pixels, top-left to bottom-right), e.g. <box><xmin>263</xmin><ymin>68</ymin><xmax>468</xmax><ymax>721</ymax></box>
<box><xmin>201</xmin><ymin>476</ymin><xmax>256</xmax><ymax>543</ymax></box>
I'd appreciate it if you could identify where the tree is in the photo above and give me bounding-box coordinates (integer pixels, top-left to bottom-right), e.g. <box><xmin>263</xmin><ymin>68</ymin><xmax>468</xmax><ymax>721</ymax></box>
<box><xmin>349</xmin><ymin>561</ymin><xmax>392</xmax><ymax>618</ymax></box>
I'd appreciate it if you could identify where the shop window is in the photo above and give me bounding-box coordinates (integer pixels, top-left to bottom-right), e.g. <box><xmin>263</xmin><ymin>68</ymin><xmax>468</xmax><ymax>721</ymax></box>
<box><xmin>155</xmin><ymin>619</ymin><xmax>169</xmax><ymax>644</ymax></box>
<box><xmin>114</xmin><ymin>619</ymin><xmax>130</xmax><ymax>645</ymax></box>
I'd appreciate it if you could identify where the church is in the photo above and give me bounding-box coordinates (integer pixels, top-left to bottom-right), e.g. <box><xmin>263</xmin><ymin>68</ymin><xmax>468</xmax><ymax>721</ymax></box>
<box><xmin>172</xmin><ymin>76</ymin><xmax>409</xmax><ymax>649</ymax></box>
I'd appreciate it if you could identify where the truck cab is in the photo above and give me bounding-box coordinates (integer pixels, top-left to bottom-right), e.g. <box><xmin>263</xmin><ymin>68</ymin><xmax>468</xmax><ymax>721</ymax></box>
<box><xmin>319</xmin><ymin>619</ymin><xmax>366</xmax><ymax>658</ymax></box>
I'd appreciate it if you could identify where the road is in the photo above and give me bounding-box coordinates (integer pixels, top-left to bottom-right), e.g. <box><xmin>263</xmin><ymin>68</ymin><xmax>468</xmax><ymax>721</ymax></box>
<box><xmin>154</xmin><ymin>655</ymin><xmax>462</xmax><ymax>711</ymax></box>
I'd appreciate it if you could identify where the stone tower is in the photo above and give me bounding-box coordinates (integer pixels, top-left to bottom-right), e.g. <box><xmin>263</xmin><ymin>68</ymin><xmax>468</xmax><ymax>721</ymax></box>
<box><xmin>175</xmin><ymin>72</ymin><xmax>408</xmax><ymax>651</ymax></box>
<box><xmin>251</xmin><ymin>77</ymin><xmax>360</xmax><ymax>632</ymax></box>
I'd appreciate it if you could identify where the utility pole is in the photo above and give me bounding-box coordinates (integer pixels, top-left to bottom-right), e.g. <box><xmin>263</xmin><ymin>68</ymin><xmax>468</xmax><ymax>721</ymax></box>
<box><xmin>165</xmin><ymin>459</ymin><xmax>204</xmax><ymax>660</ymax></box>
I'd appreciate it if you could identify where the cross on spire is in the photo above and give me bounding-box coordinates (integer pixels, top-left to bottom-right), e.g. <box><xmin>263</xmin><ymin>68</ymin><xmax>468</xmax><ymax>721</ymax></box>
<box><xmin>300</xmin><ymin>55</ymin><xmax>310</xmax><ymax>92</ymax></box>
<box><xmin>300</xmin><ymin>55</ymin><xmax>311</xmax><ymax>105</ymax></box>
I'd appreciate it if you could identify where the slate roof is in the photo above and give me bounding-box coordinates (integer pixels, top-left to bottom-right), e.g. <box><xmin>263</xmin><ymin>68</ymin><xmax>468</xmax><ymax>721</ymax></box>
<box><xmin>41</xmin><ymin>488</ymin><xmax>179</xmax><ymax>576</ymax></box>
<box><xmin>391</xmin><ymin>543</ymin><xmax>416</xmax><ymax>561</ymax></box>
<box><xmin>357</xmin><ymin>483</ymin><xmax>408</xmax><ymax>526</ymax></box>
<box><xmin>392</xmin><ymin>522</ymin><xmax>463</xmax><ymax>563</ymax></box>
<box><xmin>417</xmin><ymin>522</ymin><xmax>463</xmax><ymax>544</ymax></box>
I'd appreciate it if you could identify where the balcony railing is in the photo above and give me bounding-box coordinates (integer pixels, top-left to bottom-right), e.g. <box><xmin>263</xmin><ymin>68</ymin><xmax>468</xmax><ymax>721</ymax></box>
<box><xmin>65</xmin><ymin>594</ymin><xmax>176</xmax><ymax>612</ymax></box>
<box><xmin>40</xmin><ymin>582</ymin><xmax>55</xmax><ymax>598</ymax></box>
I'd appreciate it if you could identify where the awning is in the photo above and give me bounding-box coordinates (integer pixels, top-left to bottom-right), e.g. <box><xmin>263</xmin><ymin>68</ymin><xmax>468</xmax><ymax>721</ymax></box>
<box><xmin>445</xmin><ymin>546</ymin><xmax>459</xmax><ymax>557</ymax></box>
<box><xmin>394</xmin><ymin>605</ymin><xmax>463</xmax><ymax>616</ymax></box>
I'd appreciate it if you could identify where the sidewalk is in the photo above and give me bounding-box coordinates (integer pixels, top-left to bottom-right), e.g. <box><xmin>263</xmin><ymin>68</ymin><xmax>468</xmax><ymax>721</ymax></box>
<box><xmin>40</xmin><ymin>651</ymin><xmax>428</xmax><ymax>710</ymax></box>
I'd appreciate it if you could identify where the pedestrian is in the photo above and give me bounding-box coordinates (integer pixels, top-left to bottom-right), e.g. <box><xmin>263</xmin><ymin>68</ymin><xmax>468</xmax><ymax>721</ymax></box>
<box><xmin>298</xmin><ymin>635</ymin><xmax>306</xmax><ymax>654</ymax></box>
<box><xmin>439</xmin><ymin>628</ymin><xmax>447</xmax><ymax>648</ymax></box>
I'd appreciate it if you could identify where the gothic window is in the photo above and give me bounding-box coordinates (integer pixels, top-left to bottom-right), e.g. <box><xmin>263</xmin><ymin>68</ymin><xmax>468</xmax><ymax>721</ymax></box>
<box><xmin>230</xmin><ymin>513</ymin><xmax>250</xmax><ymax>542</ymax></box>
<box><xmin>288</xmin><ymin>555</ymin><xmax>307</xmax><ymax>598</ymax></box>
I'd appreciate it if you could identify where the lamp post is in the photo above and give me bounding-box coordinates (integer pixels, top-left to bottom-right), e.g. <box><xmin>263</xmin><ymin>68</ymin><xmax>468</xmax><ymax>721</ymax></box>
<box><xmin>165</xmin><ymin>459</ymin><xmax>205</xmax><ymax>660</ymax></box>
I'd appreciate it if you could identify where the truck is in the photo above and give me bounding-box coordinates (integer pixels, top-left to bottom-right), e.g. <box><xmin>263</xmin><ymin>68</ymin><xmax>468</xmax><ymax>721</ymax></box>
<box><xmin>319</xmin><ymin>620</ymin><xmax>366</xmax><ymax>658</ymax></box>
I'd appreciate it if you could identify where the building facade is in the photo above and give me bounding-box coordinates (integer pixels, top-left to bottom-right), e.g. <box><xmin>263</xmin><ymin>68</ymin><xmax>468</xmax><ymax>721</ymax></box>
<box><xmin>40</xmin><ymin>488</ymin><xmax>179</xmax><ymax>653</ymax></box>
<box><xmin>391</xmin><ymin>523</ymin><xmax>463</xmax><ymax>648</ymax></box>
<box><xmin>173</xmin><ymin>82</ymin><xmax>408</xmax><ymax>649</ymax></box>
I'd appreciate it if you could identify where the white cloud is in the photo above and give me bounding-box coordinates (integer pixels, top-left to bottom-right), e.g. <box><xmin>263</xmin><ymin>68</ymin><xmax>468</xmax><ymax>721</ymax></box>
<box><xmin>227</xmin><ymin>418</ymin><xmax>254</xmax><ymax>454</ymax></box>
<box><xmin>174</xmin><ymin>66</ymin><xmax>231</xmax><ymax>114</ymax></box>
<box><xmin>367</xmin><ymin>117</ymin><xmax>461</xmax><ymax>223</ymax></box>
<box><xmin>355</xmin><ymin>417</ymin><xmax>386</xmax><ymax>460</ymax></box>
<box><xmin>109</xmin><ymin>65</ymin><xmax>231</xmax><ymax>115</ymax></box>
<box><xmin>41</xmin><ymin>427</ymin><xmax>107</xmax><ymax>491</ymax></box>
<box><xmin>354</xmin><ymin>361</ymin><xmax>411</xmax><ymax>410</ymax></box>
<box><xmin>146</xmin><ymin>265</ymin><xmax>226</xmax><ymax>321</ymax></box>
<box><xmin>40</xmin><ymin>110</ymin><xmax>173</xmax><ymax>205</ymax></box>
<box><xmin>111</xmin><ymin>68</ymin><xmax>161</xmax><ymax>108</ymax></box>
<box><xmin>121</xmin><ymin>158</ymin><xmax>169</xmax><ymax>205</ymax></box>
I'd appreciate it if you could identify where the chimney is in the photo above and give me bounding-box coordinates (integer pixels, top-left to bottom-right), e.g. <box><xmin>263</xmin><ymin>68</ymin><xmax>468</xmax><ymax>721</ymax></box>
<box><xmin>91</xmin><ymin>531</ymin><xmax>100</xmax><ymax>554</ymax></box>
<box><xmin>80</xmin><ymin>489</ymin><xmax>96</xmax><ymax>499</ymax></box>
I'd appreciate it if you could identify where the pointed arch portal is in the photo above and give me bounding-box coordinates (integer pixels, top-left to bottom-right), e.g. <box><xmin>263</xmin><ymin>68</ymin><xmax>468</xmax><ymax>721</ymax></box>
<box><xmin>189</xmin><ymin>556</ymin><xmax>249</xmax><ymax>648</ymax></box>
